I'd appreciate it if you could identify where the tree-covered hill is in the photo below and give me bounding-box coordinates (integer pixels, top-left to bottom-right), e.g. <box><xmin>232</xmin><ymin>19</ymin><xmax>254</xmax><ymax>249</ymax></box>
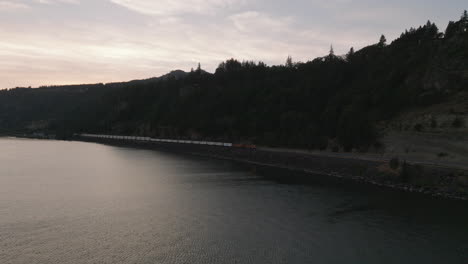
<box><xmin>1</xmin><ymin>12</ymin><xmax>467</xmax><ymax>151</ymax></box>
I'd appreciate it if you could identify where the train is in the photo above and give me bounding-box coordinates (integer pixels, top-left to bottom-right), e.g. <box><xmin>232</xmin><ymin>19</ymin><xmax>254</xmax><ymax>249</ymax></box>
<box><xmin>79</xmin><ymin>134</ymin><xmax>257</xmax><ymax>149</ymax></box>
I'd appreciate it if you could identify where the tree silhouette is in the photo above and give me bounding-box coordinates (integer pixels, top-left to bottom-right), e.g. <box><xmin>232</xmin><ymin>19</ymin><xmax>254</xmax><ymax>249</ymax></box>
<box><xmin>379</xmin><ymin>34</ymin><xmax>387</xmax><ymax>47</ymax></box>
<box><xmin>424</xmin><ymin>20</ymin><xmax>439</xmax><ymax>38</ymax></box>
<box><xmin>285</xmin><ymin>55</ymin><xmax>294</xmax><ymax>68</ymax></box>
<box><xmin>445</xmin><ymin>21</ymin><xmax>457</xmax><ymax>38</ymax></box>
<box><xmin>346</xmin><ymin>47</ymin><xmax>355</xmax><ymax>60</ymax></box>
<box><xmin>329</xmin><ymin>45</ymin><xmax>335</xmax><ymax>57</ymax></box>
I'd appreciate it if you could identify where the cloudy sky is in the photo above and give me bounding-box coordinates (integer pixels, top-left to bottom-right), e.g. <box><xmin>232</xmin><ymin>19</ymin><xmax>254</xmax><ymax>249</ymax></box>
<box><xmin>0</xmin><ymin>0</ymin><xmax>466</xmax><ymax>88</ymax></box>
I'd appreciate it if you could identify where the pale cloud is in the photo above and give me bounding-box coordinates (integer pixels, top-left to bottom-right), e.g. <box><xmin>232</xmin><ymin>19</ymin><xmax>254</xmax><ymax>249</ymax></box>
<box><xmin>0</xmin><ymin>0</ymin><xmax>466</xmax><ymax>88</ymax></box>
<box><xmin>224</xmin><ymin>11</ymin><xmax>376</xmax><ymax>61</ymax></box>
<box><xmin>0</xmin><ymin>1</ymin><xmax>30</xmax><ymax>10</ymax></box>
<box><xmin>32</xmin><ymin>0</ymin><xmax>79</xmax><ymax>4</ymax></box>
<box><xmin>0</xmin><ymin>0</ymin><xmax>79</xmax><ymax>12</ymax></box>
<box><xmin>0</xmin><ymin>6</ymin><xmax>389</xmax><ymax>88</ymax></box>
<box><xmin>108</xmin><ymin>0</ymin><xmax>247</xmax><ymax>16</ymax></box>
<box><xmin>228</xmin><ymin>11</ymin><xmax>293</xmax><ymax>33</ymax></box>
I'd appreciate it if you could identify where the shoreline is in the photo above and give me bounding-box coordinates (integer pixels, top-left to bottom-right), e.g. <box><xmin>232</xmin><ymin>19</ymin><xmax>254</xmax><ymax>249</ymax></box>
<box><xmin>75</xmin><ymin>137</ymin><xmax>468</xmax><ymax>201</ymax></box>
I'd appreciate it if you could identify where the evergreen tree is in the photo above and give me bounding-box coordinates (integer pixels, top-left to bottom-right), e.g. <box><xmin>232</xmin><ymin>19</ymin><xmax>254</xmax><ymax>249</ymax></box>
<box><xmin>426</xmin><ymin>20</ymin><xmax>432</xmax><ymax>28</ymax></box>
<box><xmin>445</xmin><ymin>21</ymin><xmax>457</xmax><ymax>38</ymax></box>
<box><xmin>424</xmin><ymin>20</ymin><xmax>439</xmax><ymax>38</ymax></box>
<box><xmin>379</xmin><ymin>34</ymin><xmax>387</xmax><ymax>47</ymax></box>
<box><xmin>285</xmin><ymin>55</ymin><xmax>294</xmax><ymax>68</ymax></box>
<box><xmin>462</xmin><ymin>10</ymin><xmax>468</xmax><ymax>32</ymax></box>
<box><xmin>329</xmin><ymin>45</ymin><xmax>335</xmax><ymax>57</ymax></box>
<box><xmin>346</xmin><ymin>47</ymin><xmax>355</xmax><ymax>60</ymax></box>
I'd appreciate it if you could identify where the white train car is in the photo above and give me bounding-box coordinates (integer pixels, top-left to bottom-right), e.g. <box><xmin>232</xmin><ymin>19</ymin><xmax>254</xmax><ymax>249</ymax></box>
<box><xmin>79</xmin><ymin>133</ymin><xmax>235</xmax><ymax>148</ymax></box>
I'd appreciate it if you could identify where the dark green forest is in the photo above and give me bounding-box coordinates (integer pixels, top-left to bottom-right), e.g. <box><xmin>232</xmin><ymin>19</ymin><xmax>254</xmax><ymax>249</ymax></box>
<box><xmin>1</xmin><ymin>12</ymin><xmax>468</xmax><ymax>151</ymax></box>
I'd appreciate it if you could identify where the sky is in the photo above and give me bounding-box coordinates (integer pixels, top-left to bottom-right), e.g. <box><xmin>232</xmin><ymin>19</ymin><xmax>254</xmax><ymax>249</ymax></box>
<box><xmin>0</xmin><ymin>0</ymin><xmax>466</xmax><ymax>88</ymax></box>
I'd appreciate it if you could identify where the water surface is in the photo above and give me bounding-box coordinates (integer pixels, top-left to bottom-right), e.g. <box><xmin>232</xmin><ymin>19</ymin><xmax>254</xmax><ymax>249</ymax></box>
<box><xmin>0</xmin><ymin>138</ymin><xmax>466</xmax><ymax>264</ymax></box>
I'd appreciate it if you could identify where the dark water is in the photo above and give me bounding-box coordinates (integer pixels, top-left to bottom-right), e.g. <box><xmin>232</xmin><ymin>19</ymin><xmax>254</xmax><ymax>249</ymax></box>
<box><xmin>0</xmin><ymin>138</ymin><xmax>467</xmax><ymax>264</ymax></box>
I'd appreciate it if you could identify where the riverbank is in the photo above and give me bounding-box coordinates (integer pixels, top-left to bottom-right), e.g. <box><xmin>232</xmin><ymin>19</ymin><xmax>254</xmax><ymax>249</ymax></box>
<box><xmin>77</xmin><ymin>137</ymin><xmax>468</xmax><ymax>200</ymax></box>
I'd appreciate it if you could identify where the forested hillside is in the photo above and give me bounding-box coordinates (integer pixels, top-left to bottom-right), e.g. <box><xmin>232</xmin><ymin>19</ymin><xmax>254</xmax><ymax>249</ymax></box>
<box><xmin>1</xmin><ymin>12</ymin><xmax>467</xmax><ymax>151</ymax></box>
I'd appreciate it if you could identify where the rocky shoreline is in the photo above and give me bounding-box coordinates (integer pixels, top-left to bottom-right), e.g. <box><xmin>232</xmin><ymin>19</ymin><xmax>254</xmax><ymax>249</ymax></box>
<box><xmin>77</xmin><ymin>137</ymin><xmax>468</xmax><ymax>201</ymax></box>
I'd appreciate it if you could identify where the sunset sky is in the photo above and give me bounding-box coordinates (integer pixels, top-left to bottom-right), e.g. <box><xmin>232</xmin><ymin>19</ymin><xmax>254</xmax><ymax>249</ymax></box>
<box><xmin>0</xmin><ymin>0</ymin><xmax>466</xmax><ymax>88</ymax></box>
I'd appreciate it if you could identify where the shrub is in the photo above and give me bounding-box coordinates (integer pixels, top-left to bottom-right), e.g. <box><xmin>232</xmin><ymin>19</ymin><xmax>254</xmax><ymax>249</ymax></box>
<box><xmin>400</xmin><ymin>161</ymin><xmax>424</xmax><ymax>184</ymax></box>
<box><xmin>452</xmin><ymin>116</ymin><xmax>465</xmax><ymax>128</ymax></box>
<box><xmin>437</xmin><ymin>152</ymin><xmax>449</xmax><ymax>158</ymax></box>
<box><xmin>430</xmin><ymin>117</ymin><xmax>438</xmax><ymax>128</ymax></box>
<box><xmin>414</xmin><ymin>123</ymin><xmax>424</xmax><ymax>132</ymax></box>
<box><xmin>318</xmin><ymin>137</ymin><xmax>328</xmax><ymax>151</ymax></box>
<box><xmin>400</xmin><ymin>161</ymin><xmax>410</xmax><ymax>182</ymax></box>
<box><xmin>389</xmin><ymin>157</ymin><xmax>400</xmax><ymax>170</ymax></box>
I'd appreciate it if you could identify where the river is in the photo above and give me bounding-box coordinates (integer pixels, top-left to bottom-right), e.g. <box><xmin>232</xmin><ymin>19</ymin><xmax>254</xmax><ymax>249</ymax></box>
<box><xmin>0</xmin><ymin>138</ymin><xmax>466</xmax><ymax>264</ymax></box>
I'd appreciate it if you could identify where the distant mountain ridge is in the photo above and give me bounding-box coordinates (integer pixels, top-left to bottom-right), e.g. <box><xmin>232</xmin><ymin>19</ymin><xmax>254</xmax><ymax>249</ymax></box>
<box><xmin>105</xmin><ymin>70</ymin><xmax>192</xmax><ymax>87</ymax></box>
<box><xmin>2</xmin><ymin>69</ymin><xmax>192</xmax><ymax>92</ymax></box>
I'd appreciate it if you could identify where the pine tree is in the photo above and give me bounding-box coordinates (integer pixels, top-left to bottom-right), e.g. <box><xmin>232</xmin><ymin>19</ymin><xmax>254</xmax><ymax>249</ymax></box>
<box><xmin>378</xmin><ymin>34</ymin><xmax>387</xmax><ymax>47</ymax></box>
<box><xmin>329</xmin><ymin>45</ymin><xmax>335</xmax><ymax>57</ymax></box>
<box><xmin>426</xmin><ymin>20</ymin><xmax>432</xmax><ymax>28</ymax></box>
<box><xmin>424</xmin><ymin>20</ymin><xmax>439</xmax><ymax>38</ymax></box>
<box><xmin>346</xmin><ymin>47</ymin><xmax>355</xmax><ymax>60</ymax></box>
<box><xmin>462</xmin><ymin>10</ymin><xmax>468</xmax><ymax>32</ymax></box>
<box><xmin>285</xmin><ymin>55</ymin><xmax>294</xmax><ymax>68</ymax></box>
<box><xmin>445</xmin><ymin>21</ymin><xmax>457</xmax><ymax>38</ymax></box>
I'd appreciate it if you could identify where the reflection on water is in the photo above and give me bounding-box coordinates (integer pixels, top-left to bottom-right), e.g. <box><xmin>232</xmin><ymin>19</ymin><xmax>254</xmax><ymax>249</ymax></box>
<box><xmin>0</xmin><ymin>138</ymin><xmax>467</xmax><ymax>264</ymax></box>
